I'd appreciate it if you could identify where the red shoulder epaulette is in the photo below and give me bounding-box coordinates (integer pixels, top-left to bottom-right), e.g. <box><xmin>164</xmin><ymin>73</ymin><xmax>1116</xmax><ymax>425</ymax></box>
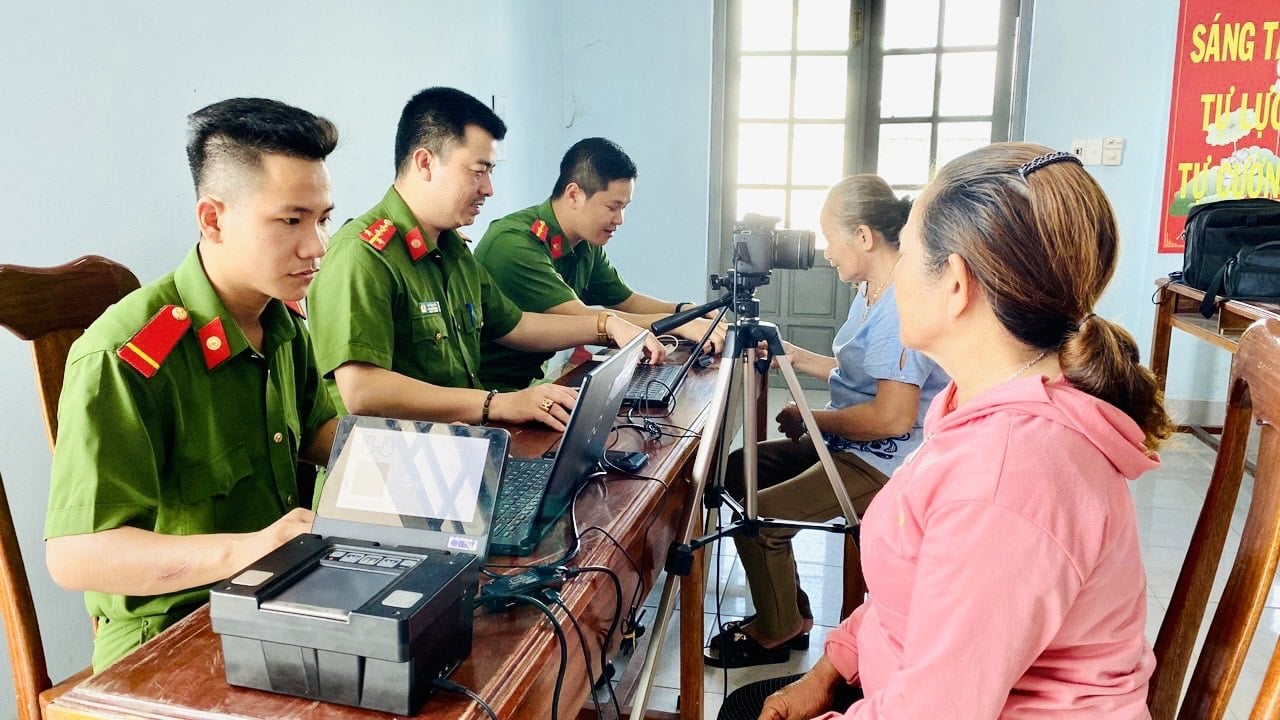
<box><xmin>283</xmin><ymin>300</ymin><xmax>307</xmax><ymax>319</ymax></box>
<box><xmin>117</xmin><ymin>305</ymin><xmax>191</xmax><ymax>378</ymax></box>
<box><xmin>529</xmin><ymin>219</ymin><xmax>565</xmax><ymax>259</ymax></box>
<box><xmin>359</xmin><ymin>218</ymin><xmax>396</xmax><ymax>251</ymax></box>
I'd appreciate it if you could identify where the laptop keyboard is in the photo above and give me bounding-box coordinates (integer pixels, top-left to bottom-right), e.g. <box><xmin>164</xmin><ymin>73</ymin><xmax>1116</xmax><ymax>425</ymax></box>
<box><xmin>492</xmin><ymin>460</ymin><xmax>553</xmax><ymax>538</ymax></box>
<box><xmin>624</xmin><ymin>364</ymin><xmax>683</xmax><ymax>402</ymax></box>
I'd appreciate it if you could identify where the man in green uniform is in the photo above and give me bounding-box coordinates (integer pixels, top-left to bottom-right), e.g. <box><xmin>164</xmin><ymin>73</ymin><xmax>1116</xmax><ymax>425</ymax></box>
<box><xmin>475</xmin><ymin>137</ymin><xmax>726</xmax><ymax>391</ymax></box>
<box><xmin>45</xmin><ymin>98</ymin><xmax>340</xmax><ymax>671</ymax></box>
<box><xmin>307</xmin><ymin>87</ymin><xmax>664</xmax><ymax>432</ymax></box>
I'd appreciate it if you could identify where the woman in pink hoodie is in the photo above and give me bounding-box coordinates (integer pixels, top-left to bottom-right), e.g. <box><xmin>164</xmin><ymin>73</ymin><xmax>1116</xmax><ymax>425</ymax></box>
<box><xmin>722</xmin><ymin>142</ymin><xmax>1172</xmax><ymax>720</ymax></box>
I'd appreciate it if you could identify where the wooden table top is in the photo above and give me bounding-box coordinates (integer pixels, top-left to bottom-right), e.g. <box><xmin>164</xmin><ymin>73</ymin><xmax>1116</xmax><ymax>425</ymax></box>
<box><xmin>48</xmin><ymin>351</ymin><xmax>723</xmax><ymax>720</ymax></box>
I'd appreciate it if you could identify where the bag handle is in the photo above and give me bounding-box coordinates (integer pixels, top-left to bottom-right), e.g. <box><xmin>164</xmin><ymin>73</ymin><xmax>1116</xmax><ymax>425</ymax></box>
<box><xmin>1200</xmin><ymin>260</ymin><xmax>1233</xmax><ymax>318</ymax></box>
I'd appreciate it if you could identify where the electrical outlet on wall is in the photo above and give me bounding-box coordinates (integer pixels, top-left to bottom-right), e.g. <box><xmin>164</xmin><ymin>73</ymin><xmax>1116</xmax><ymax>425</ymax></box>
<box><xmin>1101</xmin><ymin>136</ymin><xmax>1125</xmax><ymax>166</ymax></box>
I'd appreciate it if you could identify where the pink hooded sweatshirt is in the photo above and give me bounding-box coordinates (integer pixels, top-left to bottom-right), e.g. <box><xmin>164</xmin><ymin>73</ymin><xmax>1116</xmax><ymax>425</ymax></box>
<box><xmin>820</xmin><ymin>374</ymin><xmax>1159</xmax><ymax>719</ymax></box>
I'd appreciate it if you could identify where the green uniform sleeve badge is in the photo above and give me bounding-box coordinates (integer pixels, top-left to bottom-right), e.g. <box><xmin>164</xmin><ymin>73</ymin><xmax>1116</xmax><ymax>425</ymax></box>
<box><xmin>196</xmin><ymin>317</ymin><xmax>231</xmax><ymax>370</ymax></box>
<box><xmin>358</xmin><ymin>218</ymin><xmax>396</xmax><ymax>251</ymax></box>
<box><xmin>116</xmin><ymin>305</ymin><xmax>191</xmax><ymax>378</ymax></box>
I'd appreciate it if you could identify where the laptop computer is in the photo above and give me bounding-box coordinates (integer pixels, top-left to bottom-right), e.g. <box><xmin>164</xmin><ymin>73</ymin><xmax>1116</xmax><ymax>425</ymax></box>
<box><xmin>622</xmin><ymin>312</ymin><xmax>720</xmax><ymax>407</ymax></box>
<box><xmin>489</xmin><ymin>333</ymin><xmax>647</xmax><ymax>556</ymax></box>
<box><xmin>211</xmin><ymin>418</ymin><xmax>510</xmax><ymax>714</ymax></box>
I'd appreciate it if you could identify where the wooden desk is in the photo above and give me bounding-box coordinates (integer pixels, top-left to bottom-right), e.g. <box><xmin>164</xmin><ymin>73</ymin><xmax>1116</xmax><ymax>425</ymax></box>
<box><xmin>1150</xmin><ymin>279</ymin><xmax>1280</xmax><ymax>449</ymax></box>
<box><xmin>47</xmin><ymin>356</ymin><xmax>721</xmax><ymax>720</ymax></box>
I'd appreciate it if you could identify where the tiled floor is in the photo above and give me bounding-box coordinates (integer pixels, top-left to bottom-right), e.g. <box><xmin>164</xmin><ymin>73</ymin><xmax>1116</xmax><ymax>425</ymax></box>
<box><xmin>622</xmin><ymin>389</ymin><xmax>1278</xmax><ymax>719</ymax></box>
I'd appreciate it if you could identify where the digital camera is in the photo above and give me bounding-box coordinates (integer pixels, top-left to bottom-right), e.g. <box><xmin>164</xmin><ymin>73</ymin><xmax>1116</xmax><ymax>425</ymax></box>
<box><xmin>731</xmin><ymin>213</ymin><xmax>815</xmax><ymax>275</ymax></box>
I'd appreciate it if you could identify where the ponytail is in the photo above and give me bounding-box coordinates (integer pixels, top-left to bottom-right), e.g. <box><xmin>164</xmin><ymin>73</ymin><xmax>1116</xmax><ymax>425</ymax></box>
<box><xmin>1059</xmin><ymin>315</ymin><xmax>1172</xmax><ymax>451</ymax></box>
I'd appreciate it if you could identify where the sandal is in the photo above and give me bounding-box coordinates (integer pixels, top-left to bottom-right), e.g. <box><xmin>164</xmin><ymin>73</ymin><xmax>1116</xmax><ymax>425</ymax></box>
<box><xmin>704</xmin><ymin>626</ymin><xmax>792</xmax><ymax>668</ymax></box>
<box><xmin>717</xmin><ymin>616</ymin><xmax>810</xmax><ymax>650</ymax></box>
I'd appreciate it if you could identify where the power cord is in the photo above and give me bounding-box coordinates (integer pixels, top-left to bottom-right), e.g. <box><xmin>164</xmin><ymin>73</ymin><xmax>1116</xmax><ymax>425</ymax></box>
<box><xmin>430</xmin><ymin>677</ymin><xmax>499</xmax><ymax>720</ymax></box>
<box><xmin>479</xmin><ymin>591</ymin><xmax>569</xmax><ymax>720</ymax></box>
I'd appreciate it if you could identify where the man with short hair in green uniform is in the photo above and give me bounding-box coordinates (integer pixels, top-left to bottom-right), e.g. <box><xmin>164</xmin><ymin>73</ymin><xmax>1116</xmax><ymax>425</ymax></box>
<box><xmin>45</xmin><ymin>98</ymin><xmax>341</xmax><ymax>672</ymax></box>
<box><xmin>475</xmin><ymin>137</ymin><xmax>727</xmax><ymax>391</ymax></box>
<box><xmin>307</xmin><ymin>88</ymin><xmax>665</xmax><ymax>432</ymax></box>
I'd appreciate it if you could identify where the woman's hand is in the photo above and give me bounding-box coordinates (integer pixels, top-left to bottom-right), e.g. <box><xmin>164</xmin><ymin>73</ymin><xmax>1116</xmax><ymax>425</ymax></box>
<box><xmin>776</xmin><ymin>401</ymin><xmax>807</xmax><ymax>440</ymax></box>
<box><xmin>758</xmin><ymin>663</ymin><xmax>840</xmax><ymax>720</ymax></box>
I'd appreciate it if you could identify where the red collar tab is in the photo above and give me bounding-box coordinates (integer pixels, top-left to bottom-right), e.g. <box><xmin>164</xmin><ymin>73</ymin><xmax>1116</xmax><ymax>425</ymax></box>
<box><xmin>197</xmin><ymin>317</ymin><xmax>232</xmax><ymax>370</ymax></box>
<box><xmin>548</xmin><ymin>234</ymin><xmax>566</xmax><ymax>260</ymax></box>
<box><xmin>405</xmin><ymin>227</ymin><xmax>429</xmax><ymax>261</ymax></box>
<box><xmin>283</xmin><ymin>300</ymin><xmax>307</xmax><ymax>319</ymax></box>
<box><xmin>117</xmin><ymin>305</ymin><xmax>191</xmax><ymax>379</ymax></box>
<box><xmin>530</xmin><ymin>219</ymin><xmax>549</xmax><ymax>242</ymax></box>
<box><xmin>359</xmin><ymin>218</ymin><xmax>396</xmax><ymax>251</ymax></box>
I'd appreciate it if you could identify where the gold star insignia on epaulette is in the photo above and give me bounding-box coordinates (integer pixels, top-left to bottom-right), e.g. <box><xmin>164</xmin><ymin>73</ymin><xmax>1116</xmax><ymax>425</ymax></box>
<box><xmin>359</xmin><ymin>218</ymin><xmax>396</xmax><ymax>251</ymax></box>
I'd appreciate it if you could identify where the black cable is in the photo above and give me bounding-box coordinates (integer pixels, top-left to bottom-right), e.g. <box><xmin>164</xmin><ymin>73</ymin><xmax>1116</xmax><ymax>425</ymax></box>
<box><xmin>430</xmin><ymin>678</ymin><xmax>500</xmax><ymax>720</ymax></box>
<box><xmin>500</xmin><ymin>593</ymin><xmax>568</xmax><ymax>720</ymax></box>
<box><xmin>545</xmin><ymin>592</ymin><xmax>608</xmax><ymax>719</ymax></box>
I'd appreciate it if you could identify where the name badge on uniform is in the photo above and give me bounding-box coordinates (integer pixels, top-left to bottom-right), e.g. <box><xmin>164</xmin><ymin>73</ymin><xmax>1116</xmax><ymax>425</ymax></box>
<box><xmin>418</xmin><ymin>300</ymin><xmax>442</xmax><ymax>315</ymax></box>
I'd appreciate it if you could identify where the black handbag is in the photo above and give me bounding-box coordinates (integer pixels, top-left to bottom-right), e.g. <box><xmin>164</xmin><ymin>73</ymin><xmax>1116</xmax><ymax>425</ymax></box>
<box><xmin>1199</xmin><ymin>240</ymin><xmax>1280</xmax><ymax>317</ymax></box>
<box><xmin>1182</xmin><ymin>198</ymin><xmax>1280</xmax><ymax>291</ymax></box>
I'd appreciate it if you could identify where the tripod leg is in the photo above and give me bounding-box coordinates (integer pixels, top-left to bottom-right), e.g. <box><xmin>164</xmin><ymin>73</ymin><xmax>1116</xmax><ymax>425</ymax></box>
<box><xmin>628</xmin><ymin>325</ymin><xmax>744</xmax><ymax>720</ymax></box>
<box><xmin>773</xmin><ymin>354</ymin><xmax>862</xmax><ymax>527</ymax></box>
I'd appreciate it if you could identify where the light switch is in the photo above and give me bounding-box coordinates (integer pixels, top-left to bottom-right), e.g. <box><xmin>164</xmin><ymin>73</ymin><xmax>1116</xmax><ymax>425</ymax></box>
<box><xmin>1101</xmin><ymin>136</ymin><xmax>1125</xmax><ymax>166</ymax></box>
<box><xmin>1082</xmin><ymin>138</ymin><xmax>1104</xmax><ymax>165</ymax></box>
<box><xmin>1070</xmin><ymin>138</ymin><xmax>1087</xmax><ymax>161</ymax></box>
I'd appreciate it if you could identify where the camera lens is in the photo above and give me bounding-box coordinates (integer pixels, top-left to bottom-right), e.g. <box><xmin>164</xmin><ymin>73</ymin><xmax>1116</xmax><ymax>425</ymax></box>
<box><xmin>771</xmin><ymin>229</ymin><xmax>816</xmax><ymax>270</ymax></box>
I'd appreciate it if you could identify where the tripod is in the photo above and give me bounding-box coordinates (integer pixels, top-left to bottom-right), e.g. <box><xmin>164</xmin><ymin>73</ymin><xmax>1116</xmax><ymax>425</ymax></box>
<box><xmin>627</xmin><ymin>270</ymin><xmax>861</xmax><ymax>719</ymax></box>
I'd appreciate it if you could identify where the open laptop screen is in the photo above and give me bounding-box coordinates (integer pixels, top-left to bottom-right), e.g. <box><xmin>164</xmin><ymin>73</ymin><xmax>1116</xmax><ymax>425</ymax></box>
<box><xmin>314</xmin><ymin>417</ymin><xmax>510</xmax><ymax>555</ymax></box>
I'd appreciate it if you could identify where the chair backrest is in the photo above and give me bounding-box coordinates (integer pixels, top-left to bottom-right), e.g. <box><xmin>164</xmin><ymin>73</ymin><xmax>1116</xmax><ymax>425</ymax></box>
<box><xmin>1148</xmin><ymin>317</ymin><xmax>1280</xmax><ymax>720</ymax></box>
<box><xmin>0</xmin><ymin>469</ymin><xmax>50</xmax><ymax>720</ymax></box>
<box><xmin>0</xmin><ymin>256</ymin><xmax>140</xmax><ymax>449</ymax></box>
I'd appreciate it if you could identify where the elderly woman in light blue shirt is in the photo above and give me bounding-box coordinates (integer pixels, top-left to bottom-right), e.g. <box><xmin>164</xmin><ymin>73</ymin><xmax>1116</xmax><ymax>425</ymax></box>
<box><xmin>706</xmin><ymin>175</ymin><xmax>949</xmax><ymax>670</ymax></box>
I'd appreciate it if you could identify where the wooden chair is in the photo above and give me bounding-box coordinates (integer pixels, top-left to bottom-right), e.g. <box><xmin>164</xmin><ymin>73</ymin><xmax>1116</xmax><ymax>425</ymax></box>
<box><xmin>0</xmin><ymin>256</ymin><xmax>140</xmax><ymax>449</ymax></box>
<box><xmin>0</xmin><ymin>470</ymin><xmax>91</xmax><ymax>720</ymax></box>
<box><xmin>1148</xmin><ymin>317</ymin><xmax>1280</xmax><ymax>719</ymax></box>
<box><xmin>0</xmin><ymin>256</ymin><xmax>139</xmax><ymax>718</ymax></box>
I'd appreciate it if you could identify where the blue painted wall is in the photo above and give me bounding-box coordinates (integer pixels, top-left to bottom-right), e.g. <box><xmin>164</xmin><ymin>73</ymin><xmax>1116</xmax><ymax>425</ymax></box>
<box><xmin>1022</xmin><ymin>0</ymin><xmax>1226</xmax><ymax>412</ymax></box>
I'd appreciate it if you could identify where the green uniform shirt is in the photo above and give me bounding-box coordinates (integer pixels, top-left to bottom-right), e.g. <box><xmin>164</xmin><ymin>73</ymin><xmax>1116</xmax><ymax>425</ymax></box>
<box><xmin>307</xmin><ymin>186</ymin><xmax>524</xmax><ymax>410</ymax></box>
<box><xmin>474</xmin><ymin>199</ymin><xmax>633</xmax><ymax>390</ymax></box>
<box><xmin>45</xmin><ymin>247</ymin><xmax>335</xmax><ymax>672</ymax></box>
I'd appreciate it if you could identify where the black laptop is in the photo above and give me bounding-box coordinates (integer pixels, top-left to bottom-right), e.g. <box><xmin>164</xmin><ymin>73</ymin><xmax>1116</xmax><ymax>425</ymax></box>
<box><xmin>489</xmin><ymin>333</ymin><xmax>647</xmax><ymax>556</ymax></box>
<box><xmin>622</xmin><ymin>313</ymin><xmax>719</xmax><ymax>407</ymax></box>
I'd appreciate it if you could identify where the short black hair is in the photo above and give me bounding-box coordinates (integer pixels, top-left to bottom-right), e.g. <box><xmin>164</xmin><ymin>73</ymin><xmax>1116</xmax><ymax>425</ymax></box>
<box><xmin>186</xmin><ymin>98</ymin><xmax>338</xmax><ymax>195</ymax></box>
<box><xmin>552</xmin><ymin>137</ymin><xmax>638</xmax><ymax>198</ymax></box>
<box><xmin>394</xmin><ymin>87</ymin><xmax>507</xmax><ymax>175</ymax></box>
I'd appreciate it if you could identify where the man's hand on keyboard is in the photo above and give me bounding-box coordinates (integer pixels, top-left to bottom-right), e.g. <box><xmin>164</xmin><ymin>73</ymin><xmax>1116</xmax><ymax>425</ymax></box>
<box><xmin>490</xmin><ymin>383</ymin><xmax>580</xmax><ymax>432</ymax></box>
<box><xmin>674</xmin><ymin>317</ymin><xmax>728</xmax><ymax>356</ymax></box>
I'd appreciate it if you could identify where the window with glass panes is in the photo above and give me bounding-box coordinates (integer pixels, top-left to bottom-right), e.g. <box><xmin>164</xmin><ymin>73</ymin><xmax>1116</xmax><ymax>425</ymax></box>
<box><xmin>723</xmin><ymin>0</ymin><xmax>1021</xmax><ymax>242</ymax></box>
<box><xmin>715</xmin><ymin>0</ymin><xmax>1024</xmax><ymax>386</ymax></box>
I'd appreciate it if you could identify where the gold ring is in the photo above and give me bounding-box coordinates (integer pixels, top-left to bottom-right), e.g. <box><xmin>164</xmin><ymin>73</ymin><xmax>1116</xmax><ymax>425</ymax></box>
<box><xmin>539</xmin><ymin>398</ymin><xmax>555</xmax><ymax>413</ymax></box>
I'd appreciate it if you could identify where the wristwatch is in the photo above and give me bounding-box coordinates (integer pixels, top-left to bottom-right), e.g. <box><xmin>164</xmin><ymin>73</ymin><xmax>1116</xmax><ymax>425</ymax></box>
<box><xmin>597</xmin><ymin>311</ymin><xmax>615</xmax><ymax>345</ymax></box>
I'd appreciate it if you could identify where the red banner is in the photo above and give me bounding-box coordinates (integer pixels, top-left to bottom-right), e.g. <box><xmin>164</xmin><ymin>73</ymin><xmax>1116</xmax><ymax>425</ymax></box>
<box><xmin>1157</xmin><ymin>2</ymin><xmax>1280</xmax><ymax>253</ymax></box>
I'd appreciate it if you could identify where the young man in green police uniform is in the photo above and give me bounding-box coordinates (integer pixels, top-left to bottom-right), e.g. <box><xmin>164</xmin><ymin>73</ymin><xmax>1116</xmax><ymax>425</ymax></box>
<box><xmin>45</xmin><ymin>98</ymin><xmax>341</xmax><ymax>672</ymax></box>
<box><xmin>474</xmin><ymin>137</ymin><xmax>727</xmax><ymax>391</ymax></box>
<box><xmin>306</xmin><ymin>87</ymin><xmax>664</xmax><ymax>433</ymax></box>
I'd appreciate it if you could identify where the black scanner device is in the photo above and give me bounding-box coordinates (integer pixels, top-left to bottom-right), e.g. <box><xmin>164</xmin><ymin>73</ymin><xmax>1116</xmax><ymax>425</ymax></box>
<box><xmin>210</xmin><ymin>418</ymin><xmax>510</xmax><ymax>715</ymax></box>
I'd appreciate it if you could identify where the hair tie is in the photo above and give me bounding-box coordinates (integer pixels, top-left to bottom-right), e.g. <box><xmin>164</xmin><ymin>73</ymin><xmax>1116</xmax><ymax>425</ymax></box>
<box><xmin>1017</xmin><ymin>151</ymin><xmax>1082</xmax><ymax>179</ymax></box>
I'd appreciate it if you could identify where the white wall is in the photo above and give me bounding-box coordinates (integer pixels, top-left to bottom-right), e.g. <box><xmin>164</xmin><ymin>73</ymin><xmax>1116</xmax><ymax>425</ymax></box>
<box><xmin>1022</xmin><ymin>0</ymin><xmax>1228</xmax><ymax>419</ymax></box>
<box><xmin>0</xmin><ymin>1</ymin><xmax>716</xmax><ymax>712</ymax></box>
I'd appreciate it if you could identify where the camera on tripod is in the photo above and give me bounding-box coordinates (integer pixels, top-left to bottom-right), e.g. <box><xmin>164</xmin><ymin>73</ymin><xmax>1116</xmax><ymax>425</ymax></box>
<box><xmin>731</xmin><ymin>213</ymin><xmax>816</xmax><ymax>276</ymax></box>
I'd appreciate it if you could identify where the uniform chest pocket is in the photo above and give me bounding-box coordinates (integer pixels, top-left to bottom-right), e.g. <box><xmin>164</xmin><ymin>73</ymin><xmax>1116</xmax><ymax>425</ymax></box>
<box><xmin>410</xmin><ymin>310</ymin><xmax>450</xmax><ymax>346</ymax></box>
<box><xmin>177</xmin><ymin>444</ymin><xmax>253</xmax><ymax>505</ymax></box>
